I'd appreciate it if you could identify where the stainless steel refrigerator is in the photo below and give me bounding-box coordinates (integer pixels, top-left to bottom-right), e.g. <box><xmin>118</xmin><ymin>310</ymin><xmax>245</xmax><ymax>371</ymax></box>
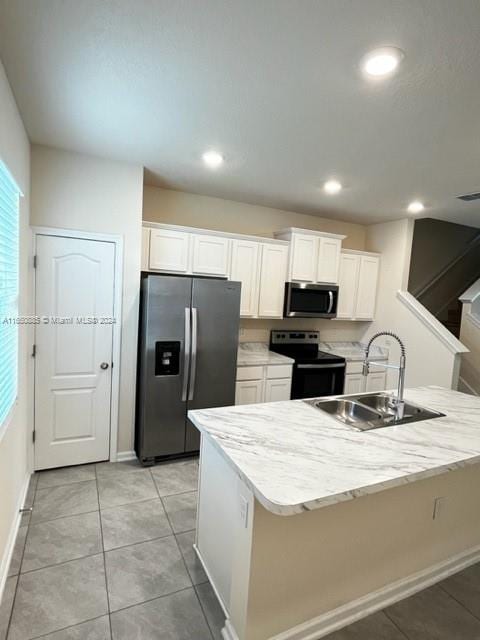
<box><xmin>135</xmin><ymin>273</ymin><xmax>241</xmax><ymax>465</ymax></box>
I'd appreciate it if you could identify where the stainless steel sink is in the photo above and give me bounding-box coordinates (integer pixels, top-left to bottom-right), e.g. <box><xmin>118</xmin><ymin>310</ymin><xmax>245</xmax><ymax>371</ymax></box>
<box><xmin>306</xmin><ymin>393</ymin><xmax>445</xmax><ymax>430</ymax></box>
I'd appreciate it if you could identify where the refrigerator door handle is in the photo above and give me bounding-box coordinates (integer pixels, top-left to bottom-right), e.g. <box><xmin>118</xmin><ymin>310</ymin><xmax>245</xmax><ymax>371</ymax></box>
<box><xmin>182</xmin><ymin>307</ymin><xmax>191</xmax><ymax>402</ymax></box>
<box><xmin>188</xmin><ymin>307</ymin><xmax>198</xmax><ymax>401</ymax></box>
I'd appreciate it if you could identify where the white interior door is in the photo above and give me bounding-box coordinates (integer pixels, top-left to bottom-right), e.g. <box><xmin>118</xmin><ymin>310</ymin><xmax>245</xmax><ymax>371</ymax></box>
<box><xmin>34</xmin><ymin>234</ymin><xmax>116</xmax><ymax>470</ymax></box>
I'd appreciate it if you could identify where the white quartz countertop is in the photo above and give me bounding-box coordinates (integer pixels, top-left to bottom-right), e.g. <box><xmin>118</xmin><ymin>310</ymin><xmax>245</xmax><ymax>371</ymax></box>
<box><xmin>189</xmin><ymin>387</ymin><xmax>480</xmax><ymax>516</ymax></box>
<box><xmin>318</xmin><ymin>341</ymin><xmax>388</xmax><ymax>361</ymax></box>
<box><xmin>237</xmin><ymin>342</ymin><xmax>294</xmax><ymax>367</ymax></box>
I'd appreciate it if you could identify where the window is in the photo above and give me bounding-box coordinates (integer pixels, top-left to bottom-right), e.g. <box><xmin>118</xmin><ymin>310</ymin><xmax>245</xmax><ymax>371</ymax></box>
<box><xmin>0</xmin><ymin>161</ymin><xmax>20</xmax><ymax>427</ymax></box>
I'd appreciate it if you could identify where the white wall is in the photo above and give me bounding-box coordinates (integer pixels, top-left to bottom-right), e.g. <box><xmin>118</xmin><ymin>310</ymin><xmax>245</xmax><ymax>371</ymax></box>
<box><xmin>363</xmin><ymin>219</ymin><xmax>462</xmax><ymax>389</ymax></box>
<box><xmin>31</xmin><ymin>146</ymin><xmax>143</xmax><ymax>454</ymax></box>
<box><xmin>0</xmin><ymin>60</ymin><xmax>31</xmax><ymax>597</ymax></box>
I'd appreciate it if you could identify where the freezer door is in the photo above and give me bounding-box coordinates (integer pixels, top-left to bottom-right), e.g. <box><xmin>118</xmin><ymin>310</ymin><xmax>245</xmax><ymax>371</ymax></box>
<box><xmin>136</xmin><ymin>275</ymin><xmax>192</xmax><ymax>460</ymax></box>
<box><xmin>186</xmin><ymin>279</ymin><xmax>241</xmax><ymax>451</ymax></box>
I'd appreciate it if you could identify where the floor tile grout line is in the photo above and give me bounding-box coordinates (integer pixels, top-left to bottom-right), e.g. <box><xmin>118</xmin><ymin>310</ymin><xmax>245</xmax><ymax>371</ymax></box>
<box><xmin>5</xmin><ymin>473</ymin><xmax>38</xmax><ymax>639</ymax></box>
<box><xmin>27</xmin><ymin>614</ymin><xmax>109</xmax><ymax>640</ymax></box>
<box><xmin>383</xmin><ymin>609</ymin><xmax>414</xmax><ymax>640</ymax></box>
<box><xmin>438</xmin><ymin>583</ymin><xmax>480</xmax><ymax>623</ymax></box>
<box><xmin>94</xmin><ymin>465</ymin><xmax>113</xmax><ymax>640</ymax></box>
<box><xmin>152</xmin><ymin>471</ymin><xmax>216</xmax><ymax>638</ymax></box>
<box><xmin>193</xmin><ymin>584</ymin><xmax>217</xmax><ymax>640</ymax></box>
<box><xmin>108</xmin><ymin>585</ymin><xmax>195</xmax><ymax>618</ymax></box>
<box><xmin>29</xmin><ymin>507</ymin><xmax>100</xmax><ymax>527</ymax></box>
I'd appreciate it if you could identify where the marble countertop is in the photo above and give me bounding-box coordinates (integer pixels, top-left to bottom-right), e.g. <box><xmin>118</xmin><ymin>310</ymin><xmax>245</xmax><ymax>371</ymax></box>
<box><xmin>189</xmin><ymin>387</ymin><xmax>480</xmax><ymax>516</ymax></box>
<box><xmin>319</xmin><ymin>341</ymin><xmax>388</xmax><ymax>361</ymax></box>
<box><xmin>237</xmin><ymin>342</ymin><xmax>294</xmax><ymax>367</ymax></box>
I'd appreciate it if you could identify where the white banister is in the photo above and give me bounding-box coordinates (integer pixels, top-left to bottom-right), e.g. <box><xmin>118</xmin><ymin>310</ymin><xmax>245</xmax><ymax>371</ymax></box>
<box><xmin>396</xmin><ymin>291</ymin><xmax>468</xmax><ymax>355</ymax></box>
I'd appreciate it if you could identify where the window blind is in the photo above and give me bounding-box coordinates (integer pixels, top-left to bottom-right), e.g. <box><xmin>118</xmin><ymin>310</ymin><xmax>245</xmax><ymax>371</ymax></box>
<box><xmin>0</xmin><ymin>162</ymin><xmax>20</xmax><ymax>427</ymax></box>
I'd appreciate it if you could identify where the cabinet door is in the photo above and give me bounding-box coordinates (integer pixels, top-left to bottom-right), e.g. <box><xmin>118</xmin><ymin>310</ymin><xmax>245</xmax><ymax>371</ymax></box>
<box><xmin>230</xmin><ymin>240</ymin><xmax>260</xmax><ymax>317</ymax></box>
<box><xmin>264</xmin><ymin>378</ymin><xmax>291</xmax><ymax>402</ymax></box>
<box><xmin>337</xmin><ymin>254</ymin><xmax>360</xmax><ymax>319</ymax></box>
<box><xmin>317</xmin><ymin>237</ymin><xmax>342</xmax><ymax>284</ymax></box>
<box><xmin>192</xmin><ymin>234</ymin><xmax>230</xmax><ymax>276</ymax></box>
<box><xmin>355</xmin><ymin>256</ymin><xmax>380</xmax><ymax>320</ymax></box>
<box><xmin>257</xmin><ymin>244</ymin><xmax>288</xmax><ymax>318</ymax></box>
<box><xmin>149</xmin><ymin>229</ymin><xmax>190</xmax><ymax>273</ymax></box>
<box><xmin>290</xmin><ymin>234</ymin><xmax>318</xmax><ymax>282</ymax></box>
<box><xmin>366</xmin><ymin>371</ymin><xmax>386</xmax><ymax>392</ymax></box>
<box><xmin>343</xmin><ymin>374</ymin><xmax>365</xmax><ymax>395</ymax></box>
<box><xmin>235</xmin><ymin>380</ymin><xmax>264</xmax><ymax>405</ymax></box>
<box><xmin>141</xmin><ymin>227</ymin><xmax>150</xmax><ymax>271</ymax></box>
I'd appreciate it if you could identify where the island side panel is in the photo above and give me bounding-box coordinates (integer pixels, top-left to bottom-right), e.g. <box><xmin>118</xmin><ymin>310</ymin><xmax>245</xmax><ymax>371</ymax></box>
<box><xmin>243</xmin><ymin>462</ymin><xmax>480</xmax><ymax>640</ymax></box>
<box><xmin>196</xmin><ymin>435</ymin><xmax>254</xmax><ymax>633</ymax></box>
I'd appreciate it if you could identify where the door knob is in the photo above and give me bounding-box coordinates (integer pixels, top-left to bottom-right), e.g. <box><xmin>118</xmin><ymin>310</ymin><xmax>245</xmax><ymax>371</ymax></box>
<box><xmin>100</xmin><ymin>362</ymin><xmax>109</xmax><ymax>370</ymax></box>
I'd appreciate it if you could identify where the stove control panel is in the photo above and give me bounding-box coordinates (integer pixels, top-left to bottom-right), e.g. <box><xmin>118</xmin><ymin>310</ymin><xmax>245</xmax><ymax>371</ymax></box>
<box><xmin>270</xmin><ymin>330</ymin><xmax>319</xmax><ymax>344</ymax></box>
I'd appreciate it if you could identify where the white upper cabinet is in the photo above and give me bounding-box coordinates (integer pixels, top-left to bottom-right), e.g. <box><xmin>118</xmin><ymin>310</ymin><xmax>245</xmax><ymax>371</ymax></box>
<box><xmin>149</xmin><ymin>228</ymin><xmax>190</xmax><ymax>273</ymax></box>
<box><xmin>289</xmin><ymin>234</ymin><xmax>318</xmax><ymax>282</ymax></box>
<box><xmin>355</xmin><ymin>255</ymin><xmax>380</xmax><ymax>320</ymax></box>
<box><xmin>317</xmin><ymin>237</ymin><xmax>342</xmax><ymax>284</ymax></box>
<box><xmin>274</xmin><ymin>228</ymin><xmax>345</xmax><ymax>285</ymax></box>
<box><xmin>257</xmin><ymin>243</ymin><xmax>289</xmax><ymax>318</ymax></box>
<box><xmin>337</xmin><ymin>250</ymin><xmax>380</xmax><ymax>321</ymax></box>
<box><xmin>192</xmin><ymin>234</ymin><xmax>230</xmax><ymax>276</ymax></box>
<box><xmin>141</xmin><ymin>227</ymin><xmax>150</xmax><ymax>271</ymax></box>
<box><xmin>337</xmin><ymin>253</ymin><xmax>361</xmax><ymax>319</ymax></box>
<box><xmin>230</xmin><ymin>240</ymin><xmax>260</xmax><ymax>317</ymax></box>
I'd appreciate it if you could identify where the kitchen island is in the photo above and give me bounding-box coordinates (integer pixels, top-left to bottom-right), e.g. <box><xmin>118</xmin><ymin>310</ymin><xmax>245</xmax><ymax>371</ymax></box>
<box><xmin>188</xmin><ymin>387</ymin><xmax>480</xmax><ymax>640</ymax></box>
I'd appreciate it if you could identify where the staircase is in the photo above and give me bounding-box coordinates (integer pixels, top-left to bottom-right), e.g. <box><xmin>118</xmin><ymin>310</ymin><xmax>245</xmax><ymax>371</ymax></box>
<box><xmin>409</xmin><ymin>224</ymin><xmax>480</xmax><ymax>338</ymax></box>
<box><xmin>458</xmin><ymin>280</ymin><xmax>480</xmax><ymax>395</ymax></box>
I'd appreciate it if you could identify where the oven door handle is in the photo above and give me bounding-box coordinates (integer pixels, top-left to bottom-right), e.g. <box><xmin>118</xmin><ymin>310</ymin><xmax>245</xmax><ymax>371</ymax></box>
<box><xmin>296</xmin><ymin>363</ymin><xmax>345</xmax><ymax>369</ymax></box>
<box><xmin>327</xmin><ymin>290</ymin><xmax>334</xmax><ymax>314</ymax></box>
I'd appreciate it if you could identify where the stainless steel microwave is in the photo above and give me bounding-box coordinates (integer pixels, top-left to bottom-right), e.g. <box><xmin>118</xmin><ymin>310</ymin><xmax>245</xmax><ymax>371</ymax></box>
<box><xmin>283</xmin><ymin>282</ymin><xmax>339</xmax><ymax>318</ymax></box>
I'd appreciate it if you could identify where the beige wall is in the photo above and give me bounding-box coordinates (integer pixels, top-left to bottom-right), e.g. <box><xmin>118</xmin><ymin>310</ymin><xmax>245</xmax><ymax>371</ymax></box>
<box><xmin>0</xmin><ymin>60</ymin><xmax>31</xmax><ymax>595</ymax></box>
<box><xmin>31</xmin><ymin>146</ymin><xmax>143</xmax><ymax>454</ymax></box>
<box><xmin>143</xmin><ymin>186</ymin><xmax>366</xmax><ymax>250</ymax></box>
<box><xmin>362</xmin><ymin>219</ymin><xmax>461</xmax><ymax>389</ymax></box>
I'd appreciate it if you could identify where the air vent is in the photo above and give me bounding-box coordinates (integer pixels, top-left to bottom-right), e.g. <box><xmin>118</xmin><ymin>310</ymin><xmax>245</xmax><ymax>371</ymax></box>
<box><xmin>457</xmin><ymin>191</ymin><xmax>480</xmax><ymax>202</ymax></box>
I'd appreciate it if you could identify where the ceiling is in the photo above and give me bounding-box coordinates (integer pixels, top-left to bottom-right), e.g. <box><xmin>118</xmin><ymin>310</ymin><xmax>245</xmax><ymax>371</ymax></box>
<box><xmin>1</xmin><ymin>0</ymin><xmax>480</xmax><ymax>227</ymax></box>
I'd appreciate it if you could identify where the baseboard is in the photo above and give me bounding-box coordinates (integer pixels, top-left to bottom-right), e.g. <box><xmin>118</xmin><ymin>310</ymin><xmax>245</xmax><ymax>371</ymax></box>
<box><xmin>115</xmin><ymin>450</ymin><xmax>137</xmax><ymax>462</ymax></box>
<box><xmin>217</xmin><ymin>544</ymin><xmax>480</xmax><ymax>640</ymax></box>
<box><xmin>0</xmin><ymin>472</ymin><xmax>31</xmax><ymax>604</ymax></box>
<box><xmin>270</xmin><ymin>545</ymin><xmax>480</xmax><ymax>640</ymax></box>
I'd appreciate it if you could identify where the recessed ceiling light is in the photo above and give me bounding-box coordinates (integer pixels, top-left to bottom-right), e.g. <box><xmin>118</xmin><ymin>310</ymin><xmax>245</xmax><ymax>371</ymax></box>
<box><xmin>362</xmin><ymin>47</ymin><xmax>404</xmax><ymax>77</ymax></box>
<box><xmin>407</xmin><ymin>201</ymin><xmax>425</xmax><ymax>214</ymax></box>
<box><xmin>324</xmin><ymin>180</ymin><xmax>342</xmax><ymax>195</ymax></box>
<box><xmin>202</xmin><ymin>150</ymin><xmax>224</xmax><ymax>169</ymax></box>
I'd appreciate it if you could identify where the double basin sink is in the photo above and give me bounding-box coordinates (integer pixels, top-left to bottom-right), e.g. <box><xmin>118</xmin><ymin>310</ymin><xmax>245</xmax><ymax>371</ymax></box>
<box><xmin>305</xmin><ymin>393</ymin><xmax>444</xmax><ymax>430</ymax></box>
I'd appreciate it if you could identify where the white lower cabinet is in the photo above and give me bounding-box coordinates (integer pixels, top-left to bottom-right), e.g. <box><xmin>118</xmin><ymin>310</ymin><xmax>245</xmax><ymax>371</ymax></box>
<box><xmin>236</xmin><ymin>364</ymin><xmax>293</xmax><ymax>405</ymax></box>
<box><xmin>365</xmin><ymin>371</ymin><xmax>387</xmax><ymax>392</ymax></box>
<box><xmin>264</xmin><ymin>378</ymin><xmax>291</xmax><ymax>402</ymax></box>
<box><xmin>235</xmin><ymin>379</ymin><xmax>264</xmax><ymax>405</ymax></box>
<box><xmin>343</xmin><ymin>374</ymin><xmax>365</xmax><ymax>394</ymax></box>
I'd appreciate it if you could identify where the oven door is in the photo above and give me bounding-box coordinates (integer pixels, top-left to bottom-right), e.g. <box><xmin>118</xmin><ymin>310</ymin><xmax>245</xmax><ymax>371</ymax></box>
<box><xmin>291</xmin><ymin>362</ymin><xmax>345</xmax><ymax>399</ymax></box>
<box><xmin>284</xmin><ymin>283</ymin><xmax>339</xmax><ymax>318</ymax></box>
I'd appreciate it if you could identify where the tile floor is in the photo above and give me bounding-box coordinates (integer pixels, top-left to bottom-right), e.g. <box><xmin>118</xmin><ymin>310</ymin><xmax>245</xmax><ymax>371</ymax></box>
<box><xmin>1</xmin><ymin>458</ymin><xmax>480</xmax><ymax>639</ymax></box>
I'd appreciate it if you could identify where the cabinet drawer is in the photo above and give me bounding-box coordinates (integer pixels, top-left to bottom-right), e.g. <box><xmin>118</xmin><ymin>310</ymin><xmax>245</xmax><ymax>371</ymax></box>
<box><xmin>236</xmin><ymin>366</ymin><xmax>264</xmax><ymax>381</ymax></box>
<box><xmin>345</xmin><ymin>361</ymin><xmax>364</xmax><ymax>375</ymax></box>
<box><xmin>266</xmin><ymin>364</ymin><xmax>293</xmax><ymax>379</ymax></box>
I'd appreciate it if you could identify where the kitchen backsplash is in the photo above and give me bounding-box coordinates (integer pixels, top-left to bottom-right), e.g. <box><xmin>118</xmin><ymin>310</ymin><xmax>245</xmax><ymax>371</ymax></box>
<box><xmin>239</xmin><ymin>318</ymin><xmax>370</xmax><ymax>343</ymax></box>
